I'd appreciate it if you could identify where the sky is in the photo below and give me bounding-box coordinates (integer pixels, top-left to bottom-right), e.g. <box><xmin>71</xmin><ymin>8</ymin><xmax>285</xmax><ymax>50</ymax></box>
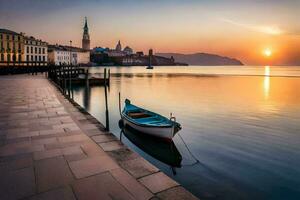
<box><xmin>1</xmin><ymin>0</ymin><xmax>300</xmax><ymax>65</ymax></box>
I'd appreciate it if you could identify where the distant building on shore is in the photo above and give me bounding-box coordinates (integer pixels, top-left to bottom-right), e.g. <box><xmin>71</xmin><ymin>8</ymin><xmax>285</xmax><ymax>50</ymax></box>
<box><xmin>82</xmin><ymin>17</ymin><xmax>90</xmax><ymax>51</ymax></box>
<box><xmin>0</xmin><ymin>29</ymin><xmax>24</xmax><ymax>63</ymax></box>
<box><xmin>0</xmin><ymin>28</ymin><xmax>47</xmax><ymax>65</ymax></box>
<box><xmin>24</xmin><ymin>36</ymin><xmax>48</xmax><ymax>64</ymax></box>
<box><xmin>48</xmin><ymin>45</ymin><xmax>90</xmax><ymax>65</ymax></box>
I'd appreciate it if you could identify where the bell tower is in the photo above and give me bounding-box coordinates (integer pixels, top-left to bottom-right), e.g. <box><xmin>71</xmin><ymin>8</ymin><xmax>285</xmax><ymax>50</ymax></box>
<box><xmin>82</xmin><ymin>17</ymin><xmax>90</xmax><ymax>50</ymax></box>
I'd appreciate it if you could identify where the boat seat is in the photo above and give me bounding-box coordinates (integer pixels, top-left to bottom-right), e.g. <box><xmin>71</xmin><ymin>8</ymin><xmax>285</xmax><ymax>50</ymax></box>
<box><xmin>127</xmin><ymin>112</ymin><xmax>153</xmax><ymax>119</ymax></box>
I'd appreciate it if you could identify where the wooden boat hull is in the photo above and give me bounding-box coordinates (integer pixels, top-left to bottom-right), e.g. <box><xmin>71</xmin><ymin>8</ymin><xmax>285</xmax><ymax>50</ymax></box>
<box><xmin>122</xmin><ymin>116</ymin><xmax>175</xmax><ymax>140</ymax></box>
<box><xmin>121</xmin><ymin>99</ymin><xmax>181</xmax><ymax>140</ymax></box>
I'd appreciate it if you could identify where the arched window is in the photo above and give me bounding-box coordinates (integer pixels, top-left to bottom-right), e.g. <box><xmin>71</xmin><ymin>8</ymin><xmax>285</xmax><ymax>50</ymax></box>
<box><xmin>18</xmin><ymin>54</ymin><xmax>22</xmax><ymax>62</ymax></box>
<box><xmin>13</xmin><ymin>54</ymin><xmax>16</xmax><ymax>62</ymax></box>
<box><xmin>7</xmin><ymin>54</ymin><xmax>11</xmax><ymax>62</ymax></box>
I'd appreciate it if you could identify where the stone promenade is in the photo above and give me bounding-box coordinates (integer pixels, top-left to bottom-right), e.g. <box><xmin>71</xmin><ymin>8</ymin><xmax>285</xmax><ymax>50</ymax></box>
<box><xmin>0</xmin><ymin>75</ymin><xmax>197</xmax><ymax>200</ymax></box>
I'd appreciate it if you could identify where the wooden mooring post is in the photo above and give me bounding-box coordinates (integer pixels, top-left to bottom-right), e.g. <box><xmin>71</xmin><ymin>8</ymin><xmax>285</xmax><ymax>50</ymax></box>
<box><xmin>104</xmin><ymin>68</ymin><xmax>110</xmax><ymax>131</ymax></box>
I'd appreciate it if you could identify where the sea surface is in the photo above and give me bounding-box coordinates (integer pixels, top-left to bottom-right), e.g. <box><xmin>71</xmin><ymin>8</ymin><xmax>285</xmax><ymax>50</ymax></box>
<box><xmin>72</xmin><ymin>66</ymin><xmax>300</xmax><ymax>200</ymax></box>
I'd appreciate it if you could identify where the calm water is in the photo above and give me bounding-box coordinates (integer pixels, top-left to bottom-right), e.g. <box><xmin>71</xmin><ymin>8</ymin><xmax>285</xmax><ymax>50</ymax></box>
<box><xmin>72</xmin><ymin>66</ymin><xmax>300</xmax><ymax>200</ymax></box>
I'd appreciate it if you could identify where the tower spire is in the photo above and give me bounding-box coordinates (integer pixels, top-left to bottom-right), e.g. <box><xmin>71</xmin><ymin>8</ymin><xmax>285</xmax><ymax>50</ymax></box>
<box><xmin>82</xmin><ymin>17</ymin><xmax>90</xmax><ymax>50</ymax></box>
<box><xmin>84</xmin><ymin>17</ymin><xmax>88</xmax><ymax>30</ymax></box>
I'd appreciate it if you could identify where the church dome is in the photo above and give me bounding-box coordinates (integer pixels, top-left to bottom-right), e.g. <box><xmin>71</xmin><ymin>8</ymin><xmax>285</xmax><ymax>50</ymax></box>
<box><xmin>123</xmin><ymin>46</ymin><xmax>133</xmax><ymax>55</ymax></box>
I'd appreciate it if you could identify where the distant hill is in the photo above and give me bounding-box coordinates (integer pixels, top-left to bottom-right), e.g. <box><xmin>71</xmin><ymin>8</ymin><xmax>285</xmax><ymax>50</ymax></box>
<box><xmin>156</xmin><ymin>53</ymin><xmax>243</xmax><ymax>66</ymax></box>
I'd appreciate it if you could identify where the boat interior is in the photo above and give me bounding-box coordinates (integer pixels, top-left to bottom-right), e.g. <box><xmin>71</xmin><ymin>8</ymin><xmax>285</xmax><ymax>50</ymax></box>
<box><xmin>127</xmin><ymin>110</ymin><xmax>153</xmax><ymax>119</ymax></box>
<box><xmin>126</xmin><ymin>110</ymin><xmax>172</xmax><ymax>126</ymax></box>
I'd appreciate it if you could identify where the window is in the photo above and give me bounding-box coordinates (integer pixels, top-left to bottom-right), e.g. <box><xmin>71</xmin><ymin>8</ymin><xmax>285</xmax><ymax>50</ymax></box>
<box><xmin>35</xmin><ymin>55</ymin><xmax>37</xmax><ymax>61</ymax></box>
<box><xmin>13</xmin><ymin>54</ymin><xmax>16</xmax><ymax>61</ymax></box>
<box><xmin>7</xmin><ymin>42</ymin><xmax>9</xmax><ymax>49</ymax></box>
<box><xmin>18</xmin><ymin>54</ymin><xmax>21</xmax><ymax>62</ymax></box>
<box><xmin>31</xmin><ymin>47</ymin><xmax>33</xmax><ymax>54</ymax></box>
<box><xmin>7</xmin><ymin>54</ymin><xmax>10</xmax><ymax>62</ymax></box>
<box><xmin>27</xmin><ymin>46</ymin><xmax>29</xmax><ymax>53</ymax></box>
<box><xmin>0</xmin><ymin>34</ymin><xmax>2</xmax><ymax>40</ymax></box>
<box><xmin>27</xmin><ymin>55</ymin><xmax>29</xmax><ymax>61</ymax></box>
<box><xmin>39</xmin><ymin>48</ymin><xmax>41</xmax><ymax>54</ymax></box>
<box><xmin>42</xmin><ymin>48</ymin><xmax>45</xmax><ymax>54</ymax></box>
<box><xmin>18</xmin><ymin>36</ymin><xmax>20</xmax><ymax>41</ymax></box>
<box><xmin>31</xmin><ymin>55</ymin><xmax>33</xmax><ymax>61</ymax></box>
<box><xmin>1</xmin><ymin>54</ymin><xmax>4</xmax><ymax>61</ymax></box>
<box><xmin>43</xmin><ymin>56</ymin><xmax>45</xmax><ymax>61</ymax></box>
<box><xmin>6</xmin><ymin>35</ymin><xmax>9</xmax><ymax>40</ymax></box>
<box><xmin>39</xmin><ymin>56</ymin><xmax>41</xmax><ymax>61</ymax></box>
<box><xmin>35</xmin><ymin>47</ymin><xmax>37</xmax><ymax>54</ymax></box>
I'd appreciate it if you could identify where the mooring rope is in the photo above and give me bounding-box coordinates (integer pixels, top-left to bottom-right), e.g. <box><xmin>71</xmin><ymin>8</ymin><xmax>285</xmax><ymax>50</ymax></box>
<box><xmin>177</xmin><ymin>133</ymin><xmax>201</xmax><ymax>166</ymax></box>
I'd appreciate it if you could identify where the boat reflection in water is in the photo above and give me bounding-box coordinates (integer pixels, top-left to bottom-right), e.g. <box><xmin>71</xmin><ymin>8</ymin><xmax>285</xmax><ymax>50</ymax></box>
<box><xmin>120</xmin><ymin>126</ymin><xmax>182</xmax><ymax>174</ymax></box>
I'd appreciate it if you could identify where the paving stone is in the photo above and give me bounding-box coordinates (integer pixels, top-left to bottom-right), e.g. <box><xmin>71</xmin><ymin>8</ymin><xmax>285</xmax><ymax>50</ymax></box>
<box><xmin>81</xmin><ymin>123</ymin><xmax>99</xmax><ymax>130</ymax></box>
<box><xmin>120</xmin><ymin>157</ymin><xmax>159</xmax><ymax>178</ymax></box>
<box><xmin>156</xmin><ymin>186</ymin><xmax>198</xmax><ymax>200</ymax></box>
<box><xmin>33</xmin><ymin>149</ymin><xmax>62</xmax><ymax>160</ymax></box>
<box><xmin>32</xmin><ymin>137</ymin><xmax>57</xmax><ymax>145</ymax></box>
<box><xmin>29</xmin><ymin>186</ymin><xmax>76</xmax><ymax>200</ymax></box>
<box><xmin>72</xmin><ymin>172</ymin><xmax>135</xmax><ymax>200</ymax></box>
<box><xmin>62</xmin><ymin>145</ymin><xmax>83</xmax><ymax>156</ymax></box>
<box><xmin>99</xmin><ymin>140</ymin><xmax>124</xmax><ymax>151</ymax></box>
<box><xmin>0</xmin><ymin>143</ymin><xmax>44</xmax><ymax>157</ymax></box>
<box><xmin>111</xmin><ymin>168</ymin><xmax>154</xmax><ymax>200</ymax></box>
<box><xmin>139</xmin><ymin>172</ymin><xmax>179</xmax><ymax>194</ymax></box>
<box><xmin>35</xmin><ymin>156</ymin><xmax>74</xmax><ymax>192</ymax></box>
<box><xmin>0</xmin><ymin>167</ymin><xmax>35</xmax><ymax>199</ymax></box>
<box><xmin>84</xmin><ymin>129</ymin><xmax>105</xmax><ymax>137</ymax></box>
<box><xmin>107</xmin><ymin>148</ymin><xmax>140</xmax><ymax>163</ymax></box>
<box><xmin>0</xmin><ymin>154</ymin><xmax>33</xmax><ymax>171</ymax></box>
<box><xmin>58</xmin><ymin>134</ymin><xmax>89</xmax><ymax>143</ymax></box>
<box><xmin>39</xmin><ymin>129</ymin><xmax>65</xmax><ymax>136</ymax></box>
<box><xmin>92</xmin><ymin>134</ymin><xmax>117</xmax><ymax>143</ymax></box>
<box><xmin>69</xmin><ymin>155</ymin><xmax>119</xmax><ymax>179</ymax></box>
<box><xmin>6</xmin><ymin>131</ymin><xmax>39</xmax><ymax>139</ymax></box>
<box><xmin>65</xmin><ymin>153</ymin><xmax>87</xmax><ymax>162</ymax></box>
<box><xmin>80</xmin><ymin>141</ymin><xmax>106</xmax><ymax>157</ymax></box>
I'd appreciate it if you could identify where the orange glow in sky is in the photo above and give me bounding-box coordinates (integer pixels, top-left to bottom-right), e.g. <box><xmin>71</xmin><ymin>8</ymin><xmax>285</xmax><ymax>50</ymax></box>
<box><xmin>0</xmin><ymin>0</ymin><xmax>300</xmax><ymax>65</ymax></box>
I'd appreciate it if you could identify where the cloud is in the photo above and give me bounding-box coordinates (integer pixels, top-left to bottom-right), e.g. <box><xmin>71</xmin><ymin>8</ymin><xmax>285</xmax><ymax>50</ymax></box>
<box><xmin>221</xmin><ymin>18</ymin><xmax>284</xmax><ymax>35</ymax></box>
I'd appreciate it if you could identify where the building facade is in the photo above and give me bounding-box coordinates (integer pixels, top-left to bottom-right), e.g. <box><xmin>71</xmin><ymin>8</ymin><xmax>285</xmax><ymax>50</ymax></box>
<box><xmin>24</xmin><ymin>36</ymin><xmax>48</xmax><ymax>65</ymax></box>
<box><xmin>0</xmin><ymin>29</ymin><xmax>25</xmax><ymax>63</ymax></box>
<box><xmin>48</xmin><ymin>45</ymin><xmax>90</xmax><ymax>65</ymax></box>
<box><xmin>82</xmin><ymin>17</ymin><xmax>90</xmax><ymax>51</ymax></box>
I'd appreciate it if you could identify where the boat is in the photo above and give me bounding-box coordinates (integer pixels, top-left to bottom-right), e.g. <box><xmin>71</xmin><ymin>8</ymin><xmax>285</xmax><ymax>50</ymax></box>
<box><xmin>121</xmin><ymin>99</ymin><xmax>181</xmax><ymax>140</ymax></box>
<box><xmin>121</xmin><ymin>126</ymin><xmax>182</xmax><ymax>168</ymax></box>
<box><xmin>146</xmin><ymin>65</ymin><xmax>153</xmax><ymax>69</ymax></box>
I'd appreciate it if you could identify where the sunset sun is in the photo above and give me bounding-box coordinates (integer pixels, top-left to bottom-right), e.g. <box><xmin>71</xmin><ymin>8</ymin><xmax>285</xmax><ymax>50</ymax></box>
<box><xmin>263</xmin><ymin>48</ymin><xmax>272</xmax><ymax>57</ymax></box>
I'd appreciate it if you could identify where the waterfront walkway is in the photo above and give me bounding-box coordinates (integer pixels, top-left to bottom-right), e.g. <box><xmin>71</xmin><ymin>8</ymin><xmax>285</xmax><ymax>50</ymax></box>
<box><xmin>0</xmin><ymin>75</ymin><xmax>197</xmax><ymax>200</ymax></box>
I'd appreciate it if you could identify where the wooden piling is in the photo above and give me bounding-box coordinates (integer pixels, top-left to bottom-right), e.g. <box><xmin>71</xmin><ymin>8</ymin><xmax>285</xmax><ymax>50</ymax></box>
<box><xmin>104</xmin><ymin>68</ymin><xmax>110</xmax><ymax>131</ymax></box>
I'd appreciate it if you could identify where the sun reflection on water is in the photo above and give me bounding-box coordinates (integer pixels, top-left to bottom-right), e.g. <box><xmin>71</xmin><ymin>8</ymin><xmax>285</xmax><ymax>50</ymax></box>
<box><xmin>264</xmin><ymin>66</ymin><xmax>270</xmax><ymax>99</ymax></box>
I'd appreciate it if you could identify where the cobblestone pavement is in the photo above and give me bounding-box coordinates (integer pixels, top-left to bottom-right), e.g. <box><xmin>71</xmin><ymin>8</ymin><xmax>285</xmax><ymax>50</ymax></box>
<box><xmin>0</xmin><ymin>75</ymin><xmax>198</xmax><ymax>200</ymax></box>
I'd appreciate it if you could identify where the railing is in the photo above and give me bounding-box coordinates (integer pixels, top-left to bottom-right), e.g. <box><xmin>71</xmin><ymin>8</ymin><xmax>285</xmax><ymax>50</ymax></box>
<box><xmin>0</xmin><ymin>61</ymin><xmax>49</xmax><ymax>75</ymax></box>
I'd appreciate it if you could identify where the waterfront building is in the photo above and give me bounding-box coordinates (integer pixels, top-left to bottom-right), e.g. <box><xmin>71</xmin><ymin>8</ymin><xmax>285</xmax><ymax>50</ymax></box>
<box><xmin>123</xmin><ymin>46</ymin><xmax>133</xmax><ymax>55</ymax></box>
<box><xmin>82</xmin><ymin>17</ymin><xmax>90</xmax><ymax>51</ymax></box>
<box><xmin>24</xmin><ymin>36</ymin><xmax>48</xmax><ymax>65</ymax></box>
<box><xmin>48</xmin><ymin>45</ymin><xmax>90</xmax><ymax>65</ymax></box>
<box><xmin>0</xmin><ymin>29</ymin><xmax>24</xmax><ymax>63</ymax></box>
